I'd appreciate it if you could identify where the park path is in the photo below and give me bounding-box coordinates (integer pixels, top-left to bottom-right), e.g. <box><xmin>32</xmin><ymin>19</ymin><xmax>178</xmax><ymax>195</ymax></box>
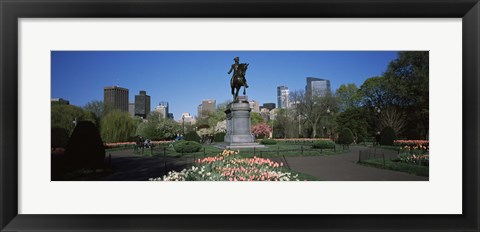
<box><xmin>102</xmin><ymin>146</ymin><xmax>428</xmax><ymax>181</ymax></box>
<box><xmin>102</xmin><ymin>150</ymin><xmax>191</xmax><ymax>181</ymax></box>
<box><xmin>284</xmin><ymin>146</ymin><xmax>428</xmax><ymax>181</ymax></box>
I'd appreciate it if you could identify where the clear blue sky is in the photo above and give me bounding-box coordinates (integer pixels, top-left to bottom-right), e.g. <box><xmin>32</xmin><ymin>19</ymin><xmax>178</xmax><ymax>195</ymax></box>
<box><xmin>51</xmin><ymin>51</ymin><xmax>398</xmax><ymax>120</ymax></box>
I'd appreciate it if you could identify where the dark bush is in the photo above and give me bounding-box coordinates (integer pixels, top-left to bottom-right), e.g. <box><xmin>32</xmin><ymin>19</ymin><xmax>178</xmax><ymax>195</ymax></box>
<box><xmin>184</xmin><ymin>131</ymin><xmax>201</xmax><ymax>142</ymax></box>
<box><xmin>214</xmin><ymin>132</ymin><xmax>226</xmax><ymax>142</ymax></box>
<box><xmin>173</xmin><ymin>140</ymin><xmax>202</xmax><ymax>153</ymax></box>
<box><xmin>64</xmin><ymin>121</ymin><xmax>105</xmax><ymax>171</ymax></box>
<box><xmin>337</xmin><ymin>128</ymin><xmax>354</xmax><ymax>145</ymax></box>
<box><xmin>51</xmin><ymin>126</ymin><xmax>69</xmax><ymax>149</ymax></box>
<box><xmin>356</xmin><ymin>134</ymin><xmax>365</xmax><ymax>144</ymax></box>
<box><xmin>260</xmin><ymin>138</ymin><xmax>277</xmax><ymax>145</ymax></box>
<box><xmin>312</xmin><ymin>140</ymin><xmax>335</xmax><ymax>149</ymax></box>
<box><xmin>379</xmin><ymin>127</ymin><xmax>396</xmax><ymax>146</ymax></box>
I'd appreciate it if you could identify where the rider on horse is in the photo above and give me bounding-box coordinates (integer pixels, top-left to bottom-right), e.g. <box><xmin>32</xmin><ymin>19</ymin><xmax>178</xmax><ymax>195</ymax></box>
<box><xmin>228</xmin><ymin>57</ymin><xmax>249</xmax><ymax>88</ymax></box>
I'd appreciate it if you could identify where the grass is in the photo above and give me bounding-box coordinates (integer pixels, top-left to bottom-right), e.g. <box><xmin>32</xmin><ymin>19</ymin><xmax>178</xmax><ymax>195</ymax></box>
<box><xmin>143</xmin><ymin>142</ymin><xmax>347</xmax><ymax>158</ymax></box>
<box><xmin>359</xmin><ymin>158</ymin><xmax>429</xmax><ymax>177</ymax></box>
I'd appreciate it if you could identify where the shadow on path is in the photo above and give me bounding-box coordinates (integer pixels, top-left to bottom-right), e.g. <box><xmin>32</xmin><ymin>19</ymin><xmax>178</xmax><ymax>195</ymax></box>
<box><xmin>102</xmin><ymin>150</ymin><xmax>192</xmax><ymax>181</ymax></box>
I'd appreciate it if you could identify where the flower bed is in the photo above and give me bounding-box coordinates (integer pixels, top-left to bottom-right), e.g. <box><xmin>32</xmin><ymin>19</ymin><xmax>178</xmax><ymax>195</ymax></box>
<box><xmin>394</xmin><ymin>140</ymin><xmax>429</xmax><ymax>166</ymax></box>
<box><xmin>394</xmin><ymin>140</ymin><xmax>429</xmax><ymax>153</ymax></box>
<box><xmin>150</xmin><ymin>150</ymin><xmax>300</xmax><ymax>181</ymax></box>
<box><xmin>398</xmin><ymin>153</ymin><xmax>429</xmax><ymax>166</ymax></box>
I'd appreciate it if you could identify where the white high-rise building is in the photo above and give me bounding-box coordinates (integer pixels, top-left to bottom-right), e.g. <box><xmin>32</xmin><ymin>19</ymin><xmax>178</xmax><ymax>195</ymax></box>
<box><xmin>154</xmin><ymin>101</ymin><xmax>169</xmax><ymax>119</ymax></box>
<box><xmin>277</xmin><ymin>86</ymin><xmax>290</xmax><ymax>109</ymax></box>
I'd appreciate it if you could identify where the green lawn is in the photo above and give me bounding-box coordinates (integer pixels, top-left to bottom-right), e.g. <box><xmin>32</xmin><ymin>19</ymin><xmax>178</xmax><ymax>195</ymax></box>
<box><xmin>141</xmin><ymin>142</ymin><xmax>347</xmax><ymax>158</ymax></box>
<box><xmin>359</xmin><ymin>158</ymin><xmax>429</xmax><ymax>177</ymax></box>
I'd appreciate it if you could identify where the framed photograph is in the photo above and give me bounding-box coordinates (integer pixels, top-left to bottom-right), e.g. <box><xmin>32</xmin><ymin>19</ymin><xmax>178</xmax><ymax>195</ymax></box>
<box><xmin>1</xmin><ymin>0</ymin><xmax>479</xmax><ymax>231</ymax></box>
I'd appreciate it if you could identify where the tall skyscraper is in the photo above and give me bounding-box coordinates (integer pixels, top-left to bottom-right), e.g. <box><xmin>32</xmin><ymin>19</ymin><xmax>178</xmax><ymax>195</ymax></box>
<box><xmin>154</xmin><ymin>101</ymin><xmax>169</xmax><ymax>119</ymax></box>
<box><xmin>134</xmin><ymin>90</ymin><xmax>151</xmax><ymax>118</ymax></box>
<box><xmin>306</xmin><ymin>77</ymin><xmax>331</xmax><ymax>97</ymax></box>
<box><xmin>277</xmin><ymin>86</ymin><xmax>290</xmax><ymax>109</ymax></box>
<box><xmin>104</xmin><ymin>86</ymin><xmax>129</xmax><ymax>112</ymax></box>
<box><xmin>198</xmin><ymin>99</ymin><xmax>216</xmax><ymax>118</ymax></box>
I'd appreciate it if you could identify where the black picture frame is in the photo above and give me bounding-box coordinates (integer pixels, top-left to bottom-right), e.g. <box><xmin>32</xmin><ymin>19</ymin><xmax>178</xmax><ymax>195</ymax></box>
<box><xmin>1</xmin><ymin>0</ymin><xmax>479</xmax><ymax>231</ymax></box>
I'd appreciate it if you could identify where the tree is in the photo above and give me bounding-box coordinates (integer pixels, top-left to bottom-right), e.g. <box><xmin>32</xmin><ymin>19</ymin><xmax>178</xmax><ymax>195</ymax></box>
<box><xmin>359</xmin><ymin>76</ymin><xmax>391</xmax><ymax>109</ymax></box>
<box><xmin>335</xmin><ymin>83</ymin><xmax>361</xmax><ymax>112</ymax></box>
<box><xmin>136</xmin><ymin>112</ymin><xmax>181</xmax><ymax>140</ymax></box>
<box><xmin>251</xmin><ymin>112</ymin><xmax>264</xmax><ymax>126</ymax></box>
<box><xmin>83</xmin><ymin>100</ymin><xmax>105</xmax><ymax>119</ymax></box>
<box><xmin>51</xmin><ymin>103</ymin><xmax>96</xmax><ymax>136</ymax></box>
<box><xmin>383</xmin><ymin>51</ymin><xmax>429</xmax><ymax>139</ymax></box>
<box><xmin>291</xmin><ymin>90</ymin><xmax>337</xmax><ymax>138</ymax></box>
<box><xmin>379</xmin><ymin>107</ymin><xmax>407</xmax><ymax>135</ymax></box>
<box><xmin>100</xmin><ymin>110</ymin><xmax>137</xmax><ymax>143</ymax></box>
<box><xmin>336</xmin><ymin>108</ymin><xmax>368</xmax><ymax>143</ymax></box>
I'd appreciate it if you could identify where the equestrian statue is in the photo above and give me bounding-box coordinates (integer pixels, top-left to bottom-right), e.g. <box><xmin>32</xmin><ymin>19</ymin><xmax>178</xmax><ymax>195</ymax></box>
<box><xmin>228</xmin><ymin>57</ymin><xmax>249</xmax><ymax>101</ymax></box>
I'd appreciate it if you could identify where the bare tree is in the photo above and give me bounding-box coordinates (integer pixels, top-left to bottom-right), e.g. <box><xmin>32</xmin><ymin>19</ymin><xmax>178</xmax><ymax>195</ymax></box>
<box><xmin>291</xmin><ymin>90</ymin><xmax>337</xmax><ymax>138</ymax></box>
<box><xmin>380</xmin><ymin>106</ymin><xmax>407</xmax><ymax>135</ymax></box>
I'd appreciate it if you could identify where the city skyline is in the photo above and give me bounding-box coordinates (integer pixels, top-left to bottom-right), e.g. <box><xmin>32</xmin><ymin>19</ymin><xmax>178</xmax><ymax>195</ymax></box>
<box><xmin>51</xmin><ymin>51</ymin><xmax>399</xmax><ymax>119</ymax></box>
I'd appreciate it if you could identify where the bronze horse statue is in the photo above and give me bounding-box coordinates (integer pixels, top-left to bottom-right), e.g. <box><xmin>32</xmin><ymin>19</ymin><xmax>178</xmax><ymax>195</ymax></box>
<box><xmin>231</xmin><ymin>63</ymin><xmax>249</xmax><ymax>101</ymax></box>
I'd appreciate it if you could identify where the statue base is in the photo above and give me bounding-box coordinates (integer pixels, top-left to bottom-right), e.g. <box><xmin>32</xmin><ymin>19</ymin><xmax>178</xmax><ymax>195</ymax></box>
<box><xmin>223</xmin><ymin>96</ymin><xmax>265</xmax><ymax>149</ymax></box>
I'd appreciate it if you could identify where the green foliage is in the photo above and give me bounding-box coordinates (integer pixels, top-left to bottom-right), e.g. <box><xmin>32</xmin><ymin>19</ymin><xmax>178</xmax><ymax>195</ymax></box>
<box><xmin>260</xmin><ymin>138</ymin><xmax>277</xmax><ymax>145</ymax></box>
<box><xmin>214</xmin><ymin>132</ymin><xmax>226</xmax><ymax>142</ymax></box>
<box><xmin>291</xmin><ymin>90</ymin><xmax>338</xmax><ymax>138</ymax></box>
<box><xmin>51</xmin><ymin>104</ymin><xmax>96</xmax><ymax>136</ymax></box>
<box><xmin>336</xmin><ymin>108</ymin><xmax>368</xmax><ymax>144</ymax></box>
<box><xmin>359</xmin><ymin>76</ymin><xmax>389</xmax><ymax>108</ymax></box>
<box><xmin>173</xmin><ymin>140</ymin><xmax>202</xmax><ymax>153</ymax></box>
<box><xmin>384</xmin><ymin>51</ymin><xmax>429</xmax><ymax>139</ymax></box>
<box><xmin>185</xmin><ymin>131</ymin><xmax>201</xmax><ymax>142</ymax></box>
<box><xmin>100</xmin><ymin>110</ymin><xmax>137</xmax><ymax>143</ymax></box>
<box><xmin>251</xmin><ymin>112</ymin><xmax>264</xmax><ymax>125</ymax></box>
<box><xmin>359</xmin><ymin>52</ymin><xmax>429</xmax><ymax>139</ymax></box>
<box><xmin>379</xmin><ymin>127</ymin><xmax>396</xmax><ymax>146</ymax></box>
<box><xmin>136</xmin><ymin>112</ymin><xmax>181</xmax><ymax>140</ymax></box>
<box><xmin>337</xmin><ymin>128</ymin><xmax>354</xmax><ymax>145</ymax></box>
<box><xmin>312</xmin><ymin>140</ymin><xmax>335</xmax><ymax>149</ymax></box>
<box><xmin>335</xmin><ymin>83</ymin><xmax>361</xmax><ymax>112</ymax></box>
<box><xmin>83</xmin><ymin>100</ymin><xmax>105</xmax><ymax>119</ymax></box>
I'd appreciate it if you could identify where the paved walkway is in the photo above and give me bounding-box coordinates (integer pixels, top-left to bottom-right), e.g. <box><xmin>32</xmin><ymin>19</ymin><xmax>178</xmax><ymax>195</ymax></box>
<box><xmin>102</xmin><ymin>147</ymin><xmax>428</xmax><ymax>181</ymax></box>
<box><xmin>102</xmin><ymin>150</ymin><xmax>191</xmax><ymax>181</ymax></box>
<box><xmin>285</xmin><ymin>146</ymin><xmax>427</xmax><ymax>181</ymax></box>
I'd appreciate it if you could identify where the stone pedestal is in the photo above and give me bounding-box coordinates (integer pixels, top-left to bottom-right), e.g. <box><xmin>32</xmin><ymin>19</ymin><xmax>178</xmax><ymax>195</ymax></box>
<box><xmin>222</xmin><ymin>96</ymin><xmax>265</xmax><ymax>149</ymax></box>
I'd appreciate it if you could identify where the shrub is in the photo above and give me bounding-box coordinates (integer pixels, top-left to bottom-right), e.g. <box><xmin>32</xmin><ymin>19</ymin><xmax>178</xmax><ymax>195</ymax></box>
<box><xmin>51</xmin><ymin>127</ymin><xmax>69</xmax><ymax>149</ymax></box>
<box><xmin>379</xmin><ymin>127</ymin><xmax>396</xmax><ymax>146</ymax></box>
<box><xmin>214</xmin><ymin>132</ymin><xmax>226</xmax><ymax>142</ymax></box>
<box><xmin>184</xmin><ymin>131</ymin><xmax>201</xmax><ymax>142</ymax></box>
<box><xmin>64</xmin><ymin>121</ymin><xmax>105</xmax><ymax>170</ymax></box>
<box><xmin>260</xmin><ymin>138</ymin><xmax>277</xmax><ymax>145</ymax></box>
<box><xmin>251</xmin><ymin>123</ymin><xmax>271</xmax><ymax>139</ymax></box>
<box><xmin>337</xmin><ymin>128</ymin><xmax>354</xmax><ymax>145</ymax></box>
<box><xmin>312</xmin><ymin>140</ymin><xmax>335</xmax><ymax>149</ymax></box>
<box><xmin>173</xmin><ymin>140</ymin><xmax>202</xmax><ymax>153</ymax></box>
